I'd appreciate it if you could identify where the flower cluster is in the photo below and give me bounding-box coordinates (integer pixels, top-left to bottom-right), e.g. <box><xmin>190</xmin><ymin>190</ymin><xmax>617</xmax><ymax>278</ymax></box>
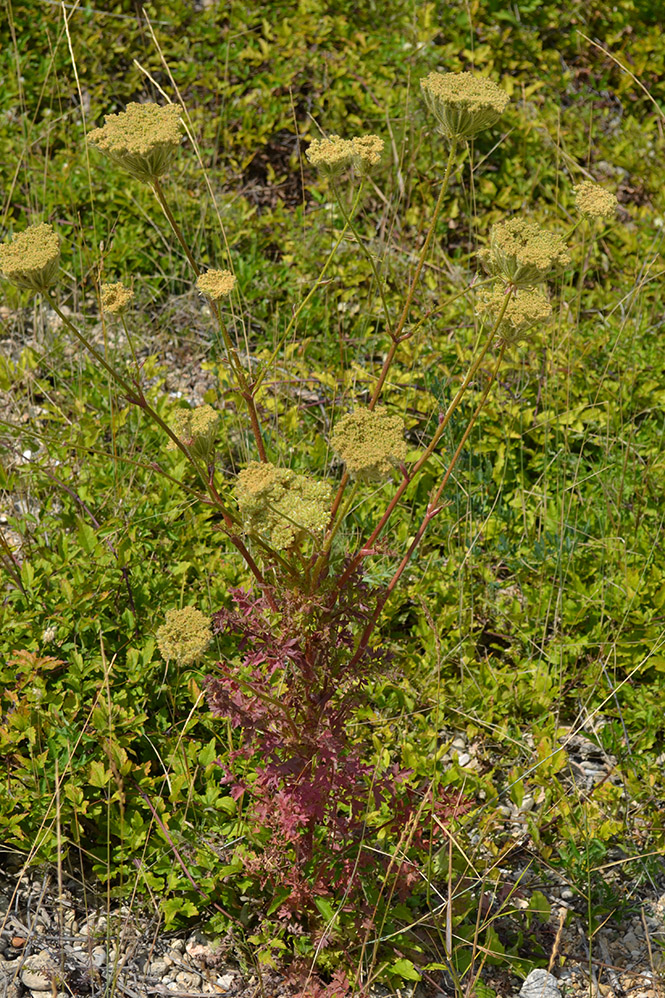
<box><xmin>0</xmin><ymin>222</ymin><xmax>61</xmax><ymax>294</ymax></box>
<box><xmin>331</xmin><ymin>407</ymin><xmax>407</xmax><ymax>483</ymax></box>
<box><xmin>235</xmin><ymin>462</ymin><xmax>331</xmax><ymax>549</ymax></box>
<box><xmin>306</xmin><ymin>133</ymin><xmax>384</xmax><ymax>179</ymax></box>
<box><xmin>478</xmin><ymin>284</ymin><xmax>552</xmax><ymax>344</ymax></box>
<box><xmin>573</xmin><ymin>181</ymin><xmax>618</xmax><ymax>220</ymax></box>
<box><xmin>420</xmin><ymin>71</ymin><xmax>509</xmax><ymax>140</ymax></box>
<box><xmin>156</xmin><ymin>606</ymin><xmax>212</xmax><ymax>666</ymax></box>
<box><xmin>89</xmin><ymin>102</ymin><xmax>183</xmax><ymax>184</ymax></box>
<box><xmin>478</xmin><ymin>217</ymin><xmax>570</xmax><ymax>287</ymax></box>
<box><xmin>168</xmin><ymin>404</ymin><xmax>219</xmax><ymax>462</ymax></box>
<box><xmin>195</xmin><ymin>268</ymin><xmax>236</xmax><ymax>300</ymax></box>
<box><xmin>100</xmin><ymin>281</ymin><xmax>134</xmax><ymax>314</ymax></box>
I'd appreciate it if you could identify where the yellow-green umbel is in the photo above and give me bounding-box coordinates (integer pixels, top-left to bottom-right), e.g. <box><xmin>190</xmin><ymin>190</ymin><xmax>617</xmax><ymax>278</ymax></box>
<box><xmin>330</xmin><ymin>407</ymin><xmax>407</xmax><ymax>483</ymax></box>
<box><xmin>479</xmin><ymin>284</ymin><xmax>552</xmax><ymax>344</ymax></box>
<box><xmin>100</xmin><ymin>281</ymin><xmax>134</xmax><ymax>314</ymax></box>
<box><xmin>306</xmin><ymin>134</ymin><xmax>355</xmax><ymax>179</ymax></box>
<box><xmin>420</xmin><ymin>71</ymin><xmax>509</xmax><ymax>140</ymax></box>
<box><xmin>195</xmin><ymin>269</ymin><xmax>236</xmax><ymax>300</ymax></box>
<box><xmin>156</xmin><ymin>606</ymin><xmax>212</xmax><ymax>667</ymax></box>
<box><xmin>0</xmin><ymin>222</ymin><xmax>61</xmax><ymax>294</ymax></box>
<box><xmin>169</xmin><ymin>404</ymin><xmax>220</xmax><ymax>463</ymax></box>
<box><xmin>235</xmin><ymin>462</ymin><xmax>331</xmax><ymax>550</ymax></box>
<box><xmin>89</xmin><ymin>103</ymin><xmax>183</xmax><ymax>184</ymax></box>
<box><xmin>573</xmin><ymin>181</ymin><xmax>618</xmax><ymax>220</ymax></box>
<box><xmin>350</xmin><ymin>134</ymin><xmax>385</xmax><ymax>177</ymax></box>
<box><xmin>478</xmin><ymin>217</ymin><xmax>570</xmax><ymax>288</ymax></box>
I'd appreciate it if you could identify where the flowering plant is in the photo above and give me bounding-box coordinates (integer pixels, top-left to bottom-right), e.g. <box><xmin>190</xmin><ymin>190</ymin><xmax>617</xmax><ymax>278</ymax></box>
<box><xmin>0</xmin><ymin>77</ymin><xmax>616</xmax><ymax>990</ymax></box>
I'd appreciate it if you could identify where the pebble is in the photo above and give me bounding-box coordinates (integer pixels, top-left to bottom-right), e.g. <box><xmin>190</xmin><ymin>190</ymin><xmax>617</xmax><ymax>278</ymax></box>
<box><xmin>149</xmin><ymin>958</ymin><xmax>169</xmax><ymax>976</ymax></box>
<box><xmin>91</xmin><ymin>945</ymin><xmax>106</xmax><ymax>967</ymax></box>
<box><xmin>20</xmin><ymin>950</ymin><xmax>56</xmax><ymax>991</ymax></box>
<box><xmin>457</xmin><ymin>752</ymin><xmax>471</xmax><ymax>767</ymax></box>
<box><xmin>177</xmin><ymin>970</ymin><xmax>201</xmax><ymax>986</ymax></box>
<box><xmin>519</xmin><ymin>969</ymin><xmax>561</xmax><ymax>998</ymax></box>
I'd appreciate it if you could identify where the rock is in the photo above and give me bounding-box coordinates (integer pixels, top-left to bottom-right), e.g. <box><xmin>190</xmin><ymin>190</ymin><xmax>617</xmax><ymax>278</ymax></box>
<box><xmin>149</xmin><ymin>958</ymin><xmax>169</xmax><ymax>977</ymax></box>
<box><xmin>457</xmin><ymin>752</ymin><xmax>471</xmax><ymax>767</ymax></box>
<box><xmin>91</xmin><ymin>945</ymin><xmax>106</xmax><ymax>967</ymax></box>
<box><xmin>520</xmin><ymin>795</ymin><xmax>535</xmax><ymax>812</ymax></box>
<box><xmin>519</xmin><ymin>969</ymin><xmax>561</xmax><ymax>998</ymax></box>
<box><xmin>176</xmin><ymin>970</ymin><xmax>201</xmax><ymax>986</ymax></box>
<box><xmin>20</xmin><ymin>950</ymin><xmax>57</xmax><ymax>991</ymax></box>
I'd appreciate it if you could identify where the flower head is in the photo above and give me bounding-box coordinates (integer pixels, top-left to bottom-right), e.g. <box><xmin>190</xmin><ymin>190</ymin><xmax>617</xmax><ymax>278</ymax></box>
<box><xmin>100</xmin><ymin>281</ymin><xmax>134</xmax><ymax>314</ymax></box>
<box><xmin>573</xmin><ymin>181</ymin><xmax>618</xmax><ymax>220</ymax></box>
<box><xmin>420</xmin><ymin>72</ymin><xmax>509</xmax><ymax>140</ymax></box>
<box><xmin>306</xmin><ymin>134</ymin><xmax>355</xmax><ymax>179</ymax></box>
<box><xmin>478</xmin><ymin>284</ymin><xmax>552</xmax><ymax>344</ymax></box>
<box><xmin>235</xmin><ymin>462</ymin><xmax>331</xmax><ymax>550</ymax></box>
<box><xmin>330</xmin><ymin>407</ymin><xmax>407</xmax><ymax>483</ymax></box>
<box><xmin>478</xmin><ymin>217</ymin><xmax>570</xmax><ymax>287</ymax></box>
<box><xmin>196</xmin><ymin>269</ymin><xmax>236</xmax><ymax>300</ymax></box>
<box><xmin>0</xmin><ymin>223</ymin><xmax>61</xmax><ymax>294</ymax></box>
<box><xmin>351</xmin><ymin>134</ymin><xmax>384</xmax><ymax>176</ymax></box>
<box><xmin>89</xmin><ymin>102</ymin><xmax>183</xmax><ymax>184</ymax></box>
<box><xmin>157</xmin><ymin>606</ymin><xmax>212</xmax><ymax>666</ymax></box>
<box><xmin>169</xmin><ymin>404</ymin><xmax>219</xmax><ymax>462</ymax></box>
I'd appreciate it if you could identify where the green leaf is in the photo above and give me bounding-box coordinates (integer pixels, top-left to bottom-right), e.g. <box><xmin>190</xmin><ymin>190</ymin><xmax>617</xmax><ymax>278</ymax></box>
<box><xmin>267</xmin><ymin>886</ymin><xmax>292</xmax><ymax>915</ymax></box>
<box><xmin>387</xmin><ymin>958</ymin><xmax>421</xmax><ymax>981</ymax></box>
<box><xmin>528</xmin><ymin>890</ymin><xmax>551</xmax><ymax>921</ymax></box>
<box><xmin>77</xmin><ymin>522</ymin><xmax>98</xmax><ymax>555</ymax></box>
<box><xmin>88</xmin><ymin>760</ymin><xmax>111</xmax><ymax>788</ymax></box>
<box><xmin>314</xmin><ymin>897</ymin><xmax>336</xmax><ymax>922</ymax></box>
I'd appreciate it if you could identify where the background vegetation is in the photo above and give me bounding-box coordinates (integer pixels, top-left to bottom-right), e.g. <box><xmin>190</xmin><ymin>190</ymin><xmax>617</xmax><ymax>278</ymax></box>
<box><xmin>1</xmin><ymin>0</ymin><xmax>664</xmax><ymax>992</ymax></box>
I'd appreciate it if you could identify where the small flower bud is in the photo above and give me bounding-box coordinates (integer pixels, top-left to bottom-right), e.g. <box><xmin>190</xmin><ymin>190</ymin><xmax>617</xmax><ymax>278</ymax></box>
<box><xmin>478</xmin><ymin>284</ymin><xmax>552</xmax><ymax>344</ymax></box>
<box><xmin>0</xmin><ymin>222</ymin><xmax>61</xmax><ymax>294</ymax></box>
<box><xmin>100</xmin><ymin>281</ymin><xmax>134</xmax><ymax>314</ymax></box>
<box><xmin>157</xmin><ymin>606</ymin><xmax>212</xmax><ymax>667</ymax></box>
<box><xmin>478</xmin><ymin>217</ymin><xmax>570</xmax><ymax>288</ymax></box>
<box><xmin>573</xmin><ymin>181</ymin><xmax>618</xmax><ymax>220</ymax></box>
<box><xmin>168</xmin><ymin>404</ymin><xmax>219</xmax><ymax>462</ymax></box>
<box><xmin>306</xmin><ymin>134</ymin><xmax>355</xmax><ymax>179</ymax></box>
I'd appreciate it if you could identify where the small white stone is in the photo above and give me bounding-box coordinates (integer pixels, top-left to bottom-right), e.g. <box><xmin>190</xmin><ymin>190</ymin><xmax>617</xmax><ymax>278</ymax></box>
<box><xmin>20</xmin><ymin>951</ymin><xmax>56</xmax><ymax>991</ymax></box>
<box><xmin>91</xmin><ymin>946</ymin><xmax>106</xmax><ymax>967</ymax></box>
<box><xmin>457</xmin><ymin>752</ymin><xmax>471</xmax><ymax>767</ymax></box>
<box><xmin>217</xmin><ymin>972</ymin><xmax>236</xmax><ymax>989</ymax></box>
<box><xmin>149</xmin><ymin>958</ymin><xmax>169</xmax><ymax>976</ymax></box>
<box><xmin>520</xmin><ymin>795</ymin><xmax>535</xmax><ymax>812</ymax></box>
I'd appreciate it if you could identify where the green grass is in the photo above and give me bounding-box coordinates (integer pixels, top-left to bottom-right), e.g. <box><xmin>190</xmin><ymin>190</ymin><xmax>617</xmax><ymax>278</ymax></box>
<box><xmin>1</xmin><ymin>1</ymin><xmax>665</xmax><ymax>995</ymax></box>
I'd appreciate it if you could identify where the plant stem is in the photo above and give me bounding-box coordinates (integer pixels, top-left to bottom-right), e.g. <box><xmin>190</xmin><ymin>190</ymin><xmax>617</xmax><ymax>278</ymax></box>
<box><xmin>327</xmin><ymin>142</ymin><xmax>459</xmax><ymax>534</ymax></box>
<box><xmin>335</xmin><ymin>287</ymin><xmax>513</xmax><ymax>594</ymax></box>
<box><xmin>252</xmin><ymin>182</ymin><xmax>366</xmax><ymax>396</ymax></box>
<box><xmin>349</xmin><ymin>340</ymin><xmax>507</xmax><ymax>667</ymax></box>
<box><xmin>151</xmin><ymin>176</ymin><xmax>200</xmax><ymax>276</ymax></box>
<box><xmin>331</xmin><ymin>179</ymin><xmax>392</xmax><ymax>334</ymax></box>
<box><xmin>391</xmin><ymin>138</ymin><xmax>458</xmax><ymax>342</ymax></box>
<box><xmin>48</xmin><ymin>297</ymin><xmax>277</xmax><ymax>606</ymax></box>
